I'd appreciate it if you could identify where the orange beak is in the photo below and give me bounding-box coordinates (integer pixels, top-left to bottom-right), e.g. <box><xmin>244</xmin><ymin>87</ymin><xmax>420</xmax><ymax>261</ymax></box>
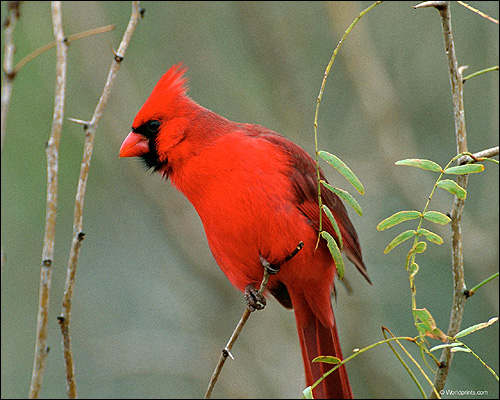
<box><xmin>119</xmin><ymin>132</ymin><xmax>150</xmax><ymax>157</ymax></box>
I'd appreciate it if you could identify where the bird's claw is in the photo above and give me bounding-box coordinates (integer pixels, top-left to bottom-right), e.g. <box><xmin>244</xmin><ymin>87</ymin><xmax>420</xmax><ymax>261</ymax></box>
<box><xmin>244</xmin><ymin>284</ymin><xmax>267</xmax><ymax>312</ymax></box>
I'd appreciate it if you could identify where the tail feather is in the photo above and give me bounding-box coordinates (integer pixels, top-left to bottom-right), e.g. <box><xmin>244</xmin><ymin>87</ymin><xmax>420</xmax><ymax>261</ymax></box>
<box><xmin>296</xmin><ymin>308</ymin><xmax>353</xmax><ymax>399</ymax></box>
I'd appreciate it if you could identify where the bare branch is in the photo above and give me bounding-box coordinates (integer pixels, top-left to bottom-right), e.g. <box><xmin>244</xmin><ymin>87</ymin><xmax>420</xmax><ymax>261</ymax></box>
<box><xmin>1</xmin><ymin>1</ymin><xmax>22</xmax><ymax>277</ymax></box>
<box><xmin>467</xmin><ymin>146</ymin><xmax>499</xmax><ymax>161</ymax></box>
<box><xmin>413</xmin><ymin>1</ymin><xmax>448</xmax><ymax>10</ymax></box>
<box><xmin>58</xmin><ymin>2</ymin><xmax>143</xmax><ymax>397</ymax></box>
<box><xmin>414</xmin><ymin>2</ymin><xmax>470</xmax><ymax>397</ymax></box>
<box><xmin>456</xmin><ymin>1</ymin><xmax>499</xmax><ymax>24</ymax></box>
<box><xmin>204</xmin><ymin>269</ymin><xmax>270</xmax><ymax>399</ymax></box>
<box><xmin>12</xmin><ymin>24</ymin><xmax>116</xmax><ymax>75</ymax></box>
<box><xmin>29</xmin><ymin>2</ymin><xmax>68</xmax><ymax>398</ymax></box>
<box><xmin>1</xmin><ymin>1</ymin><xmax>21</xmax><ymax>150</ymax></box>
<box><xmin>204</xmin><ymin>242</ymin><xmax>304</xmax><ymax>398</ymax></box>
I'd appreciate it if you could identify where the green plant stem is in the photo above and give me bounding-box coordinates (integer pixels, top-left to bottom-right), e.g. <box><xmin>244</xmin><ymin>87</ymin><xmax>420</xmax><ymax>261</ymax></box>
<box><xmin>453</xmin><ymin>340</ymin><xmax>499</xmax><ymax>381</ymax></box>
<box><xmin>462</xmin><ymin>66</ymin><xmax>499</xmax><ymax>82</ymax></box>
<box><xmin>466</xmin><ymin>272</ymin><xmax>499</xmax><ymax>297</ymax></box>
<box><xmin>313</xmin><ymin>1</ymin><xmax>382</xmax><ymax>241</ymax></box>
<box><xmin>309</xmin><ymin>334</ymin><xmax>416</xmax><ymax>393</ymax></box>
<box><xmin>382</xmin><ymin>329</ymin><xmax>427</xmax><ymax>398</ymax></box>
<box><xmin>385</xmin><ymin>328</ymin><xmax>441</xmax><ymax>398</ymax></box>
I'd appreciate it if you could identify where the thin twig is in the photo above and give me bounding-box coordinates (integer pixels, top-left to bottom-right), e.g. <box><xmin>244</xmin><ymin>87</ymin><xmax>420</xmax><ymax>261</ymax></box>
<box><xmin>381</xmin><ymin>327</ymin><xmax>428</xmax><ymax>398</ymax></box>
<box><xmin>57</xmin><ymin>2</ymin><xmax>142</xmax><ymax>398</ymax></box>
<box><xmin>462</xmin><ymin>65</ymin><xmax>499</xmax><ymax>82</ymax></box>
<box><xmin>1</xmin><ymin>1</ymin><xmax>21</xmax><ymax>151</ymax></box>
<box><xmin>310</xmin><ymin>331</ymin><xmax>418</xmax><ymax>394</ymax></box>
<box><xmin>1</xmin><ymin>1</ymin><xmax>21</xmax><ymax>276</ymax></box>
<box><xmin>414</xmin><ymin>2</ymin><xmax>470</xmax><ymax>397</ymax></box>
<box><xmin>382</xmin><ymin>327</ymin><xmax>441</xmax><ymax>398</ymax></box>
<box><xmin>29</xmin><ymin>2</ymin><xmax>68</xmax><ymax>398</ymax></box>
<box><xmin>204</xmin><ymin>269</ymin><xmax>271</xmax><ymax>399</ymax></box>
<box><xmin>313</xmin><ymin>1</ymin><xmax>382</xmax><ymax>244</ymax></box>
<box><xmin>456</xmin><ymin>1</ymin><xmax>499</xmax><ymax>24</ymax></box>
<box><xmin>465</xmin><ymin>272</ymin><xmax>499</xmax><ymax>298</ymax></box>
<box><xmin>454</xmin><ymin>340</ymin><xmax>500</xmax><ymax>381</ymax></box>
<box><xmin>413</xmin><ymin>1</ymin><xmax>447</xmax><ymax>10</ymax></box>
<box><xmin>12</xmin><ymin>24</ymin><xmax>116</xmax><ymax>75</ymax></box>
<box><xmin>467</xmin><ymin>146</ymin><xmax>499</xmax><ymax>162</ymax></box>
<box><xmin>204</xmin><ymin>241</ymin><xmax>304</xmax><ymax>398</ymax></box>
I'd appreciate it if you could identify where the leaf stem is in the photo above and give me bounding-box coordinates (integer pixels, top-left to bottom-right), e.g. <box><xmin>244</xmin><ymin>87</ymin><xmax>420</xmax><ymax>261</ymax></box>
<box><xmin>465</xmin><ymin>272</ymin><xmax>499</xmax><ymax>298</ymax></box>
<box><xmin>462</xmin><ymin>66</ymin><xmax>499</xmax><ymax>82</ymax></box>
<box><xmin>313</xmin><ymin>1</ymin><xmax>382</xmax><ymax>242</ymax></box>
<box><xmin>308</xmin><ymin>332</ymin><xmax>417</xmax><ymax>395</ymax></box>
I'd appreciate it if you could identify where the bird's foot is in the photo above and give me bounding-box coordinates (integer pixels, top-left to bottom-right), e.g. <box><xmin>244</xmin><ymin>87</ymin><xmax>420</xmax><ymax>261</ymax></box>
<box><xmin>244</xmin><ymin>284</ymin><xmax>266</xmax><ymax>312</ymax></box>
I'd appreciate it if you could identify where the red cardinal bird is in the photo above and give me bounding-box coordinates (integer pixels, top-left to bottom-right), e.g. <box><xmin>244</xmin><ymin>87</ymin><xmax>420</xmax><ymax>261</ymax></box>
<box><xmin>120</xmin><ymin>64</ymin><xmax>370</xmax><ymax>399</ymax></box>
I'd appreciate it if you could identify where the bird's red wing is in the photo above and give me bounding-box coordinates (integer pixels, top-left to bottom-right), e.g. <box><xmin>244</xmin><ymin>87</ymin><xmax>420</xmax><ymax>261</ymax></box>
<box><xmin>255</xmin><ymin>130</ymin><xmax>370</xmax><ymax>283</ymax></box>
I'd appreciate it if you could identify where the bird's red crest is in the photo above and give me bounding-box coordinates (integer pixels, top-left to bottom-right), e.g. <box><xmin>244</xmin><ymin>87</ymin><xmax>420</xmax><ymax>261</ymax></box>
<box><xmin>133</xmin><ymin>63</ymin><xmax>189</xmax><ymax>127</ymax></box>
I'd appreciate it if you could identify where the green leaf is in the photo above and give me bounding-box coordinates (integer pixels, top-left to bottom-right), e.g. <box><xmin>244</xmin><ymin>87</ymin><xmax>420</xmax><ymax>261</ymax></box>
<box><xmin>312</xmin><ymin>355</ymin><xmax>341</xmax><ymax>364</ymax></box>
<box><xmin>409</xmin><ymin>262</ymin><xmax>419</xmax><ymax>278</ymax></box>
<box><xmin>321</xmin><ymin>181</ymin><xmax>363</xmax><ymax>216</ymax></box>
<box><xmin>416</xmin><ymin>322</ymin><xmax>447</xmax><ymax>341</ymax></box>
<box><xmin>451</xmin><ymin>347</ymin><xmax>472</xmax><ymax>353</ymax></box>
<box><xmin>318</xmin><ymin>151</ymin><xmax>365</xmax><ymax>194</ymax></box>
<box><xmin>423</xmin><ymin>211</ymin><xmax>452</xmax><ymax>225</ymax></box>
<box><xmin>383</xmin><ymin>230</ymin><xmax>417</xmax><ymax>254</ymax></box>
<box><xmin>417</xmin><ymin>228</ymin><xmax>443</xmax><ymax>245</ymax></box>
<box><xmin>454</xmin><ymin>317</ymin><xmax>498</xmax><ymax>339</ymax></box>
<box><xmin>430</xmin><ymin>343</ymin><xmax>463</xmax><ymax>352</ymax></box>
<box><xmin>405</xmin><ymin>242</ymin><xmax>426</xmax><ymax>270</ymax></box>
<box><xmin>414</xmin><ymin>241</ymin><xmax>427</xmax><ymax>253</ymax></box>
<box><xmin>377</xmin><ymin>210</ymin><xmax>422</xmax><ymax>230</ymax></box>
<box><xmin>395</xmin><ymin>158</ymin><xmax>442</xmax><ymax>172</ymax></box>
<box><xmin>413</xmin><ymin>308</ymin><xmax>447</xmax><ymax>341</ymax></box>
<box><xmin>436</xmin><ymin>179</ymin><xmax>467</xmax><ymax>199</ymax></box>
<box><xmin>322</xmin><ymin>205</ymin><xmax>343</xmax><ymax>249</ymax></box>
<box><xmin>321</xmin><ymin>231</ymin><xmax>345</xmax><ymax>279</ymax></box>
<box><xmin>413</xmin><ymin>308</ymin><xmax>432</xmax><ymax>323</ymax></box>
<box><xmin>405</xmin><ymin>248</ymin><xmax>414</xmax><ymax>270</ymax></box>
<box><xmin>444</xmin><ymin>164</ymin><xmax>484</xmax><ymax>175</ymax></box>
<box><xmin>303</xmin><ymin>386</ymin><xmax>314</xmax><ymax>399</ymax></box>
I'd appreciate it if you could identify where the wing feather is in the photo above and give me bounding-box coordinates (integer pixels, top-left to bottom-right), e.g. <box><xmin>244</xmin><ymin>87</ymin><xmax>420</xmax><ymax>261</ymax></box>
<box><xmin>248</xmin><ymin>128</ymin><xmax>370</xmax><ymax>283</ymax></box>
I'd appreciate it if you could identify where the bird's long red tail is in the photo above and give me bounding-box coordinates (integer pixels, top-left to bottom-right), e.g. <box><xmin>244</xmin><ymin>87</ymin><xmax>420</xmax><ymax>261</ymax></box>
<box><xmin>295</xmin><ymin>302</ymin><xmax>353</xmax><ymax>399</ymax></box>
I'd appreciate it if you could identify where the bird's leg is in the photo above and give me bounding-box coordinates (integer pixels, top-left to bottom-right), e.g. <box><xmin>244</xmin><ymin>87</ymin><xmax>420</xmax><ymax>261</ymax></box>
<box><xmin>245</xmin><ymin>241</ymin><xmax>304</xmax><ymax>311</ymax></box>
<box><xmin>260</xmin><ymin>241</ymin><xmax>304</xmax><ymax>275</ymax></box>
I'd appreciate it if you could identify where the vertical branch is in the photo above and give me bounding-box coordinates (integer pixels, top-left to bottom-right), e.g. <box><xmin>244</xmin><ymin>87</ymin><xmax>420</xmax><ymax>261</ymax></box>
<box><xmin>29</xmin><ymin>2</ymin><xmax>68</xmax><ymax>398</ymax></box>
<box><xmin>1</xmin><ymin>1</ymin><xmax>22</xmax><ymax>276</ymax></box>
<box><xmin>1</xmin><ymin>1</ymin><xmax>21</xmax><ymax>151</ymax></box>
<box><xmin>57</xmin><ymin>2</ymin><xmax>143</xmax><ymax>397</ymax></box>
<box><xmin>414</xmin><ymin>2</ymin><xmax>469</xmax><ymax>397</ymax></box>
<box><xmin>434</xmin><ymin>4</ymin><xmax>469</xmax><ymax>397</ymax></box>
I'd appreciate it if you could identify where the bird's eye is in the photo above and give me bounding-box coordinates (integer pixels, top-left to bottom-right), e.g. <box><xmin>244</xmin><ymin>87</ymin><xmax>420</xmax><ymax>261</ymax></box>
<box><xmin>147</xmin><ymin>120</ymin><xmax>161</xmax><ymax>133</ymax></box>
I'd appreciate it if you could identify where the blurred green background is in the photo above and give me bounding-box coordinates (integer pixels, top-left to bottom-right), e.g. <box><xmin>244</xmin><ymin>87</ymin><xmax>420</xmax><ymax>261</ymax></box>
<box><xmin>1</xmin><ymin>1</ymin><xmax>498</xmax><ymax>398</ymax></box>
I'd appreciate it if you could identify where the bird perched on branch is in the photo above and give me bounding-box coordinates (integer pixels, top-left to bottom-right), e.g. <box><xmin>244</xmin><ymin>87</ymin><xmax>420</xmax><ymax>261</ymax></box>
<box><xmin>120</xmin><ymin>64</ymin><xmax>370</xmax><ymax>398</ymax></box>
